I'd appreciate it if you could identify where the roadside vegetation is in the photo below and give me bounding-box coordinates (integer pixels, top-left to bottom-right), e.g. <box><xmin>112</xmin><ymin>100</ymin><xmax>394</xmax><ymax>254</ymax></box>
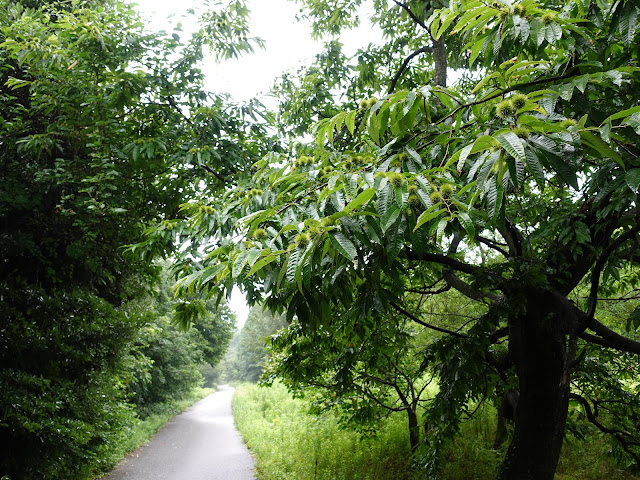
<box><xmin>233</xmin><ymin>383</ymin><xmax>640</xmax><ymax>480</ymax></box>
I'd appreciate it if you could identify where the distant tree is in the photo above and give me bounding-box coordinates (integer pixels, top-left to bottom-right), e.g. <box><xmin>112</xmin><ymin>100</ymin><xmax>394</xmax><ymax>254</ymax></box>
<box><xmin>226</xmin><ymin>306</ymin><xmax>287</xmax><ymax>382</ymax></box>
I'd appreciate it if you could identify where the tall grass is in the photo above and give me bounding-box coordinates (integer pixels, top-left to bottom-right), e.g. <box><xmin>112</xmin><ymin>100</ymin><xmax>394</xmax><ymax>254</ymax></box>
<box><xmin>233</xmin><ymin>383</ymin><xmax>419</xmax><ymax>480</ymax></box>
<box><xmin>233</xmin><ymin>383</ymin><xmax>640</xmax><ymax>480</ymax></box>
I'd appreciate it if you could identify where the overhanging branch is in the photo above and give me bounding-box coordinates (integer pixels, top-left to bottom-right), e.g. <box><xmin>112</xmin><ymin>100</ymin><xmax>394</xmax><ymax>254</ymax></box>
<box><xmin>570</xmin><ymin>393</ymin><xmax>640</xmax><ymax>467</ymax></box>
<box><xmin>580</xmin><ymin>317</ymin><xmax>640</xmax><ymax>355</ymax></box>
<box><xmin>405</xmin><ymin>249</ymin><xmax>479</xmax><ymax>274</ymax></box>
<box><xmin>391</xmin><ymin>302</ymin><xmax>467</xmax><ymax>338</ymax></box>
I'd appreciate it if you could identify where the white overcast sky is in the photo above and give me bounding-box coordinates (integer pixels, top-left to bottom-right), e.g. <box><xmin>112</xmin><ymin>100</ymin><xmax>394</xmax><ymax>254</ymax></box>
<box><xmin>131</xmin><ymin>0</ymin><xmax>380</xmax><ymax>327</ymax></box>
<box><xmin>132</xmin><ymin>0</ymin><xmax>380</xmax><ymax>102</ymax></box>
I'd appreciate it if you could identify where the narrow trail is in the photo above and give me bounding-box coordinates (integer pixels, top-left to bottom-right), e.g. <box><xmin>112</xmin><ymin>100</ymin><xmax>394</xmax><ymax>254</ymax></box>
<box><xmin>104</xmin><ymin>385</ymin><xmax>256</xmax><ymax>480</ymax></box>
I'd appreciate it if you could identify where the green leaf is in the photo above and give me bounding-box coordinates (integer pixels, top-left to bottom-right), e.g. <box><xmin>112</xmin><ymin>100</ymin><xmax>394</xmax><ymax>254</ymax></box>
<box><xmin>414</xmin><ymin>206</ymin><xmax>446</xmax><ymax>232</ymax></box>
<box><xmin>436</xmin><ymin>218</ymin><xmax>448</xmax><ymax>243</ymax></box>
<box><xmin>344</xmin><ymin>188</ymin><xmax>375</xmax><ymax>213</ymax></box>
<box><xmin>625</xmin><ymin>169</ymin><xmax>640</xmax><ymax>194</ymax></box>
<box><xmin>579</xmin><ymin>131</ymin><xmax>623</xmax><ymax>168</ymax></box>
<box><xmin>623</xmin><ymin>111</ymin><xmax>640</xmax><ymax>135</ymax></box>
<box><xmin>5</xmin><ymin>76</ymin><xmax>32</xmax><ymax>90</ymax></box>
<box><xmin>247</xmin><ymin>253</ymin><xmax>279</xmax><ymax>276</ymax></box>
<box><xmin>345</xmin><ymin>109</ymin><xmax>357</xmax><ymax>135</ymax></box>
<box><xmin>457</xmin><ymin>212</ymin><xmax>475</xmax><ymax>239</ymax></box>
<box><xmin>381</xmin><ymin>205</ymin><xmax>401</xmax><ymax>233</ymax></box>
<box><xmin>525</xmin><ymin>149</ymin><xmax>545</xmax><ymax>190</ymax></box>
<box><xmin>496</xmin><ymin>132</ymin><xmax>526</xmax><ymax>162</ymax></box>
<box><xmin>232</xmin><ymin>249</ymin><xmax>251</xmax><ymax>278</ymax></box>
<box><xmin>602</xmin><ymin>105</ymin><xmax>640</xmax><ymax>124</ymax></box>
<box><xmin>538</xmin><ymin>150</ymin><xmax>579</xmax><ymax>189</ymax></box>
<box><xmin>286</xmin><ymin>249</ymin><xmax>300</xmax><ymax>282</ymax></box>
<box><xmin>456</xmin><ymin>143</ymin><xmax>474</xmax><ymax>170</ymax></box>
<box><xmin>329</xmin><ymin>232</ymin><xmax>357</xmax><ymax>260</ymax></box>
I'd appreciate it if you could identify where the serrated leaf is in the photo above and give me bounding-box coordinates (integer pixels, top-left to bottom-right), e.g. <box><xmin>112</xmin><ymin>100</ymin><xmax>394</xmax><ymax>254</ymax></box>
<box><xmin>247</xmin><ymin>254</ymin><xmax>279</xmax><ymax>276</ymax></box>
<box><xmin>600</xmin><ymin>119</ymin><xmax>612</xmax><ymax>143</ymax></box>
<box><xmin>505</xmin><ymin>155</ymin><xmax>519</xmax><ymax>189</ymax></box>
<box><xmin>538</xmin><ymin>149</ymin><xmax>579</xmax><ymax>189</ymax></box>
<box><xmin>405</xmin><ymin>146</ymin><xmax>422</xmax><ymax>165</ymax></box>
<box><xmin>381</xmin><ymin>205</ymin><xmax>401</xmax><ymax>233</ymax></box>
<box><xmin>414</xmin><ymin>206</ymin><xmax>446</xmax><ymax>232</ymax></box>
<box><xmin>456</xmin><ymin>143</ymin><xmax>474</xmax><ymax>170</ymax></box>
<box><xmin>386</xmin><ymin>227</ymin><xmax>404</xmax><ymax>262</ymax></box>
<box><xmin>436</xmin><ymin>218</ymin><xmax>448</xmax><ymax>243</ymax></box>
<box><xmin>623</xmin><ymin>111</ymin><xmax>640</xmax><ymax>135</ymax></box>
<box><xmin>580</xmin><ymin>131</ymin><xmax>623</xmax><ymax>168</ymax></box>
<box><xmin>232</xmin><ymin>249</ymin><xmax>250</xmax><ymax>278</ymax></box>
<box><xmin>604</xmin><ymin>105</ymin><xmax>640</xmax><ymax>124</ymax></box>
<box><xmin>329</xmin><ymin>232</ymin><xmax>357</xmax><ymax>260</ymax></box>
<box><xmin>286</xmin><ymin>249</ymin><xmax>300</xmax><ymax>282</ymax></box>
<box><xmin>496</xmin><ymin>132</ymin><xmax>526</xmax><ymax>162</ymax></box>
<box><xmin>345</xmin><ymin>109</ymin><xmax>357</xmax><ymax>135</ymax></box>
<box><xmin>344</xmin><ymin>187</ymin><xmax>375</xmax><ymax>213</ymax></box>
<box><xmin>245</xmin><ymin>248</ymin><xmax>263</xmax><ymax>270</ymax></box>
<box><xmin>573</xmin><ymin>74</ymin><xmax>589</xmax><ymax>93</ymax></box>
<box><xmin>457</xmin><ymin>212</ymin><xmax>475</xmax><ymax>239</ymax></box>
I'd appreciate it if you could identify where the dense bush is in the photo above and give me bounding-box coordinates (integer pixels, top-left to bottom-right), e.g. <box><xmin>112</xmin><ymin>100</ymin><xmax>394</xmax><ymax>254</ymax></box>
<box><xmin>0</xmin><ymin>287</ymin><xmax>140</xmax><ymax>480</ymax></box>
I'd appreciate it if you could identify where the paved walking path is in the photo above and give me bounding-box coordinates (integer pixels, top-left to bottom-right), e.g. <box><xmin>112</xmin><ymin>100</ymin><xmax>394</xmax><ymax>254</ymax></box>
<box><xmin>104</xmin><ymin>385</ymin><xmax>256</xmax><ymax>480</ymax></box>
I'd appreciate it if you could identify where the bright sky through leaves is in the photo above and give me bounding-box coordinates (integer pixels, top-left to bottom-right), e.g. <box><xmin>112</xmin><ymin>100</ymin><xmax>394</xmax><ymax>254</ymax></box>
<box><xmin>131</xmin><ymin>0</ymin><xmax>381</xmax><ymax>326</ymax></box>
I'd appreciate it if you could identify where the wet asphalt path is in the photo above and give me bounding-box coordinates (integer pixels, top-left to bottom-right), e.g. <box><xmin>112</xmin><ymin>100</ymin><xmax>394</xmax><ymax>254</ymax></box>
<box><xmin>104</xmin><ymin>385</ymin><xmax>255</xmax><ymax>480</ymax></box>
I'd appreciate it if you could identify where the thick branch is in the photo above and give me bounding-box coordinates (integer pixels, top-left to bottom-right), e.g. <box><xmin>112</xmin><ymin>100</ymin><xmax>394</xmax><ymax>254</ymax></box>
<box><xmin>405</xmin><ymin>285</ymin><xmax>450</xmax><ymax>295</ymax></box>
<box><xmin>489</xmin><ymin>326</ymin><xmax>509</xmax><ymax>344</ymax></box>
<box><xmin>477</xmin><ymin>235</ymin><xmax>510</xmax><ymax>257</ymax></box>
<box><xmin>388</xmin><ymin>46</ymin><xmax>433</xmax><ymax>94</ymax></box>
<box><xmin>405</xmin><ymin>249</ymin><xmax>479</xmax><ymax>274</ymax></box>
<box><xmin>444</xmin><ymin>272</ymin><xmax>501</xmax><ymax>303</ymax></box>
<box><xmin>391</xmin><ymin>302</ymin><xmax>467</xmax><ymax>338</ymax></box>
<box><xmin>200</xmin><ymin>164</ymin><xmax>228</xmax><ymax>183</ymax></box>
<box><xmin>500</xmin><ymin>217</ymin><xmax>524</xmax><ymax>257</ymax></box>
<box><xmin>393</xmin><ymin>0</ymin><xmax>429</xmax><ymax>30</ymax></box>
<box><xmin>581</xmin><ymin>317</ymin><xmax>640</xmax><ymax>355</ymax></box>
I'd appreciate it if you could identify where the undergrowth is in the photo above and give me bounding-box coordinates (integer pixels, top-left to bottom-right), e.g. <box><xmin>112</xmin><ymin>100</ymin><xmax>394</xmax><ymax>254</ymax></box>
<box><xmin>233</xmin><ymin>383</ymin><xmax>640</xmax><ymax>480</ymax></box>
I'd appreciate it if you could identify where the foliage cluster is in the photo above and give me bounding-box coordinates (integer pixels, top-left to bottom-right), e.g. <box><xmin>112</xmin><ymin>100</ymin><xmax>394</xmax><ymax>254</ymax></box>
<box><xmin>0</xmin><ymin>0</ymin><xmax>247</xmax><ymax>478</ymax></box>
<box><xmin>159</xmin><ymin>0</ymin><xmax>640</xmax><ymax>478</ymax></box>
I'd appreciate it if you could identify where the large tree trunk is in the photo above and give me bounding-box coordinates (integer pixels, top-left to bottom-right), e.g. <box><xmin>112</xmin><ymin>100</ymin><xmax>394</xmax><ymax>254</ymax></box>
<box><xmin>497</xmin><ymin>291</ymin><xmax>571</xmax><ymax>480</ymax></box>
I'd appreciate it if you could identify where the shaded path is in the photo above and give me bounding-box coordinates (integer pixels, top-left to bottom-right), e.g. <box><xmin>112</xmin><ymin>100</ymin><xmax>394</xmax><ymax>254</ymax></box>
<box><xmin>104</xmin><ymin>385</ymin><xmax>255</xmax><ymax>480</ymax></box>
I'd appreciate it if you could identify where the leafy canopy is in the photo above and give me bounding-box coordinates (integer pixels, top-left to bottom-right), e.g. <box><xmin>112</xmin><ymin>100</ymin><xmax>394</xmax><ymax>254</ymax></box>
<box><xmin>146</xmin><ymin>0</ymin><xmax>640</xmax><ymax>476</ymax></box>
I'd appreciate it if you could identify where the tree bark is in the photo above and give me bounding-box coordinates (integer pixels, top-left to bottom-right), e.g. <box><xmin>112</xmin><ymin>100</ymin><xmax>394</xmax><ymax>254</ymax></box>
<box><xmin>408</xmin><ymin>406</ymin><xmax>420</xmax><ymax>453</ymax></box>
<box><xmin>497</xmin><ymin>291</ymin><xmax>571</xmax><ymax>480</ymax></box>
<box><xmin>432</xmin><ymin>36</ymin><xmax>447</xmax><ymax>87</ymax></box>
